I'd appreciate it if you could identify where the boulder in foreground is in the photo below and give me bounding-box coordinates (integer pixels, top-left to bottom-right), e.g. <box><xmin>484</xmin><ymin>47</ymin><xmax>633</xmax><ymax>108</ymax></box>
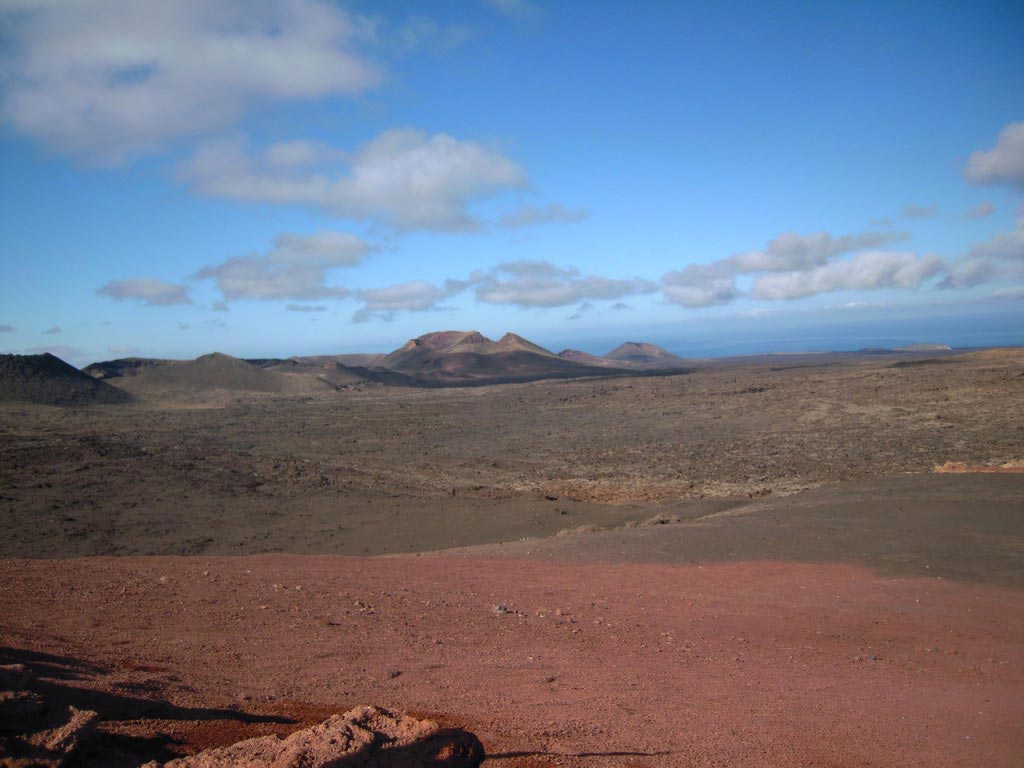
<box><xmin>147</xmin><ymin>705</ymin><xmax>484</xmax><ymax>768</ymax></box>
<box><xmin>0</xmin><ymin>663</ymin><xmax>99</xmax><ymax>768</ymax></box>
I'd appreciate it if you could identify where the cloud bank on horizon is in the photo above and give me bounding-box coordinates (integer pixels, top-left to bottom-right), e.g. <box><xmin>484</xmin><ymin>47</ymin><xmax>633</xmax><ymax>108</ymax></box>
<box><xmin>0</xmin><ymin>0</ymin><xmax>1022</xmax><ymax>360</ymax></box>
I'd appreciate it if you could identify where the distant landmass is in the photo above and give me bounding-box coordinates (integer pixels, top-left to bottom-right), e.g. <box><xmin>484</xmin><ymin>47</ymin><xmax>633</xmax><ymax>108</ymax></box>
<box><xmin>559</xmin><ymin>341</ymin><xmax>690</xmax><ymax>370</ymax></box>
<box><xmin>1</xmin><ymin>332</ymin><xmax>973</xmax><ymax>405</ymax></box>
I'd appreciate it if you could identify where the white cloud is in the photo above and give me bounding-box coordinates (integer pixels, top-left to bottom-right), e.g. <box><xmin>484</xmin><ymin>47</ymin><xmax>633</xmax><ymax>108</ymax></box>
<box><xmin>266</xmin><ymin>231</ymin><xmax>371</xmax><ymax>267</ymax></box>
<box><xmin>967</xmin><ymin>202</ymin><xmax>995</xmax><ymax>219</ymax></box>
<box><xmin>354</xmin><ymin>278</ymin><xmax>471</xmax><ymax>322</ymax></box>
<box><xmin>752</xmin><ymin>251</ymin><xmax>945</xmax><ymax>300</ymax></box>
<box><xmin>727</xmin><ymin>230</ymin><xmax>908</xmax><ymax>273</ymax></box>
<box><xmin>285</xmin><ymin>303</ymin><xmax>327</xmax><ymax>312</ymax></box>
<box><xmin>0</xmin><ymin>0</ymin><xmax>380</xmax><ymax>164</ymax></box>
<box><xmin>660</xmin><ymin>229</ymin><xmax>908</xmax><ymax>307</ymax></box>
<box><xmin>475</xmin><ymin>261</ymin><xmax>656</xmax><ymax>308</ymax></box>
<box><xmin>903</xmin><ymin>203</ymin><xmax>937</xmax><ymax>219</ymax></box>
<box><xmin>394</xmin><ymin>16</ymin><xmax>473</xmax><ymax>53</ymax></box>
<box><xmin>662</xmin><ymin>277</ymin><xmax>740</xmax><ymax>308</ymax></box>
<box><xmin>965</xmin><ymin>121</ymin><xmax>1024</xmax><ymax>189</ymax></box>
<box><xmin>484</xmin><ymin>0</ymin><xmax>541</xmax><ymax>19</ymax></box>
<box><xmin>940</xmin><ymin>257</ymin><xmax>999</xmax><ymax>289</ymax></box>
<box><xmin>968</xmin><ymin>217</ymin><xmax>1024</xmax><ymax>262</ymax></box>
<box><xmin>181</xmin><ymin>129</ymin><xmax>526</xmax><ymax>231</ymax></box>
<box><xmin>195</xmin><ymin>231</ymin><xmax>375</xmax><ymax>301</ymax></box>
<box><xmin>940</xmin><ymin>218</ymin><xmax>1024</xmax><ymax>290</ymax></box>
<box><xmin>98</xmin><ymin>278</ymin><xmax>191</xmax><ymax>305</ymax></box>
<box><xmin>351</xmin><ymin>261</ymin><xmax>655</xmax><ymax>320</ymax></box>
<box><xmin>500</xmin><ymin>203</ymin><xmax>587</xmax><ymax>229</ymax></box>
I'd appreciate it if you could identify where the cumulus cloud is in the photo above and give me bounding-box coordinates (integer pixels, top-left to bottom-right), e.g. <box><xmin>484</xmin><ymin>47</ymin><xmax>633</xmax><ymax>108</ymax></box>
<box><xmin>903</xmin><ymin>203</ymin><xmax>937</xmax><ymax>219</ymax></box>
<box><xmin>98</xmin><ymin>278</ymin><xmax>191</xmax><ymax>306</ymax></box>
<box><xmin>475</xmin><ymin>261</ymin><xmax>657</xmax><ymax>308</ymax></box>
<box><xmin>661</xmin><ymin>276</ymin><xmax>740</xmax><ymax>308</ymax></box>
<box><xmin>940</xmin><ymin>258</ymin><xmax>999</xmax><ymax>289</ymax></box>
<box><xmin>484</xmin><ymin>0</ymin><xmax>541</xmax><ymax>19</ymax></box>
<box><xmin>44</xmin><ymin>326</ymin><xmax>60</xmax><ymax>335</ymax></box>
<box><xmin>0</xmin><ymin>0</ymin><xmax>379</xmax><ymax>163</ymax></box>
<box><xmin>195</xmin><ymin>231</ymin><xmax>374</xmax><ymax>301</ymax></box>
<box><xmin>352</xmin><ymin>261</ymin><xmax>655</xmax><ymax>320</ymax></box>
<box><xmin>965</xmin><ymin>121</ymin><xmax>1024</xmax><ymax>189</ymax></box>
<box><xmin>181</xmin><ymin>129</ymin><xmax>526</xmax><ymax>231</ymax></box>
<box><xmin>751</xmin><ymin>251</ymin><xmax>945</xmax><ymax>301</ymax></box>
<box><xmin>967</xmin><ymin>202</ymin><xmax>995</xmax><ymax>219</ymax></box>
<box><xmin>394</xmin><ymin>16</ymin><xmax>473</xmax><ymax>53</ymax></box>
<box><xmin>727</xmin><ymin>230</ymin><xmax>908</xmax><ymax>274</ymax></box>
<box><xmin>942</xmin><ymin>217</ymin><xmax>1024</xmax><ymax>290</ymax></box>
<box><xmin>968</xmin><ymin>217</ymin><xmax>1024</xmax><ymax>262</ymax></box>
<box><xmin>353</xmin><ymin>278</ymin><xmax>473</xmax><ymax>322</ymax></box>
<box><xmin>660</xmin><ymin>229</ymin><xmax>908</xmax><ymax>307</ymax></box>
<box><xmin>500</xmin><ymin>203</ymin><xmax>587</xmax><ymax>229</ymax></box>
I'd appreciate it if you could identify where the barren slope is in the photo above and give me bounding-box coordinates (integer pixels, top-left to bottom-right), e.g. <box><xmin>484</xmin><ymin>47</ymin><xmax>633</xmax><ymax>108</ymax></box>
<box><xmin>0</xmin><ymin>353</ymin><xmax>130</xmax><ymax>406</ymax></box>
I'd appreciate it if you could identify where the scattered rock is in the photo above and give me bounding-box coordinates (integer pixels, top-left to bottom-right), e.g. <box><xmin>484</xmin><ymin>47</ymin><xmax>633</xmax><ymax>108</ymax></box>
<box><xmin>642</xmin><ymin>513</ymin><xmax>681</xmax><ymax>526</ymax></box>
<box><xmin>0</xmin><ymin>705</ymin><xmax>98</xmax><ymax>768</ymax></box>
<box><xmin>493</xmin><ymin>604</ymin><xmax>510</xmax><ymax>615</ymax></box>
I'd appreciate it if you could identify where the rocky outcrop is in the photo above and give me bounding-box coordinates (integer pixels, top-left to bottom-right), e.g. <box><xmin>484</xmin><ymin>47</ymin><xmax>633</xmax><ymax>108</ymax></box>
<box><xmin>146</xmin><ymin>706</ymin><xmax>484</xmax><ymax>768</ymax></box>
<box><xmin>0</xmin><ymin>664</ymin><xmax>98</xmax><ymax>768</ymax></box>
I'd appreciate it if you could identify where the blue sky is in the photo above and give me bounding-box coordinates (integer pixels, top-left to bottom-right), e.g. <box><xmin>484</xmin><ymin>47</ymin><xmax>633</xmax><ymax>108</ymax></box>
<box><xmin>1</xmin><ymin>0</ymin><xmax>1023</xmax><ymax>364</ymax></box>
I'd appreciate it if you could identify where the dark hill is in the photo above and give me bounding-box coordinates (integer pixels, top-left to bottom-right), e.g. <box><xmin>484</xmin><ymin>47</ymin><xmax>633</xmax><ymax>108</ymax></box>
<box><xmin>83</xmin><ymin>357</ymin><xmax>179</xmax><ymax>380</ymax></box>
<box><xmin>0</xmin><ymin>353</ymin><xmax>130</xmax><ymax>405</ymax></box>
<box><xmin>111</xmin><ymin>353</ymin><xmax>291</xmax><ymax>395</ymax></box>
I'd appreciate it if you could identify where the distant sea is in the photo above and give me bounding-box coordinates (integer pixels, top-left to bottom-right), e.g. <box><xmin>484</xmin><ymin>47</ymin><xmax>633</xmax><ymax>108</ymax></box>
<box><xmin>543</xmin><ymin>303</ymin><xmax>1024</xmax><ymax>359</ymax></box>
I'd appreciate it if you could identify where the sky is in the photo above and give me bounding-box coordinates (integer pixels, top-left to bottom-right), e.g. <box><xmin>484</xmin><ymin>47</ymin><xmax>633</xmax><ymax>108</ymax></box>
<box><xmin>1</xmin><ymin>0</ymin><xmax>1023</xmax><ymax>365</ymax></box>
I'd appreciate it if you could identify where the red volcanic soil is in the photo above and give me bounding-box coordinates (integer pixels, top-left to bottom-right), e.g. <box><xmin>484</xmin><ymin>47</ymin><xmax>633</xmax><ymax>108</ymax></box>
<box><xmin>2</xmin><ymin>555</ymin><xmax>1022</xmax><ymax>767</ymax></box>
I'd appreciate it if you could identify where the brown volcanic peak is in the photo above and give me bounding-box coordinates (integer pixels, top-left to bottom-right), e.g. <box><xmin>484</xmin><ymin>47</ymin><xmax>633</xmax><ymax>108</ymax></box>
<box><xmin>605</xmin><ymin>341</ymin><xmax>686</xmax><ymax>366</ymax></box>
<box><xmin>496</xmin><ymin>332</ymin><xmax>556</xmax><ymax>357</ymax></box>
<box><xmin>408</xmin><ymin>330</ymin><xmax>491</xmax><ymax>352</ymax></box>
<box><xmin>0</xmin><ymin>353</ymin><xmax>130</xmax><ymax>405</ymax></box>
<box><xmin>378</xmin><ymin>330</ymin><xmax>618</xmax><ymax>383</ymax></box>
